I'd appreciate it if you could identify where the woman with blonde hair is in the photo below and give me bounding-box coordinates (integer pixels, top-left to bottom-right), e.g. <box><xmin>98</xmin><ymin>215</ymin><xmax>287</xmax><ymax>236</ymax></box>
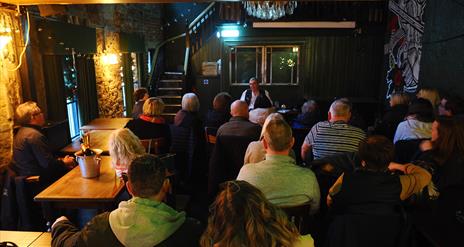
<box><xmin>125</xmin><ymin>97</ymin><xmax>171</xmax><ymax>153</ymax></box>
<box><xmin>375</xmin><ymin>92</ymin><xmax>410</xmax><ymax>140</ymax></box>
<box><xmin>109</xmin><ymin>128</ymin><xmax>146</xmax><ymax>178</ymax></box>
<box><xmin>417</xmin><ymin>88</ymin><xmax>440</xmax><ymax>109</ymax></box>
<box><xmin>200</xmin><ymin>180</ymin><xmax>314</xmax><ymax>247</ymax></box>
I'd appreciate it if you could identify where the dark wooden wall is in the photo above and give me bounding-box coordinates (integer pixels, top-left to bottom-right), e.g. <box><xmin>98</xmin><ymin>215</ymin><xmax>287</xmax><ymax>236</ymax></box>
<box><xmin>419</xmin><ymin>0</ymin><xmax>464</xmax><ymax>98</ymax></box>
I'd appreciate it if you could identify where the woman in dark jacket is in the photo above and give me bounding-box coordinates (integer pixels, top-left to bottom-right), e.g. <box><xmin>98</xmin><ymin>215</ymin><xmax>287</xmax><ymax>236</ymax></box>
<box><xmin>171</xmin><ymin>93</ymin><xmax>206</xmax><ymax>186</ymax></box>
<box><xmin>125</xmin><ymin>97</ymin><xmax>171</xmax><ymax>154</ymax></box>
<box><xmin>417</xmin><ymin>116</ymin><xmax>464</xmax><ymax>191</ymax></box>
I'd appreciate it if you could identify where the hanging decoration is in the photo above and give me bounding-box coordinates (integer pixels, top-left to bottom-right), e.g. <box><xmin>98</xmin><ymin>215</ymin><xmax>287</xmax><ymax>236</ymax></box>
<box><xmin>243</xmin><ymin>1</ymin><xmax>297</xmax><ymax>20</ymax></box>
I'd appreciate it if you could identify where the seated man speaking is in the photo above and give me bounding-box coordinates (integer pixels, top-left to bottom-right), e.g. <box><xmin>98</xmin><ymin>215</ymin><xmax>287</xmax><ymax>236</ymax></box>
<box><xmin>51</xmin><ymin>154</ymin><xmax>203</xmax><ymax>247</ymax></box>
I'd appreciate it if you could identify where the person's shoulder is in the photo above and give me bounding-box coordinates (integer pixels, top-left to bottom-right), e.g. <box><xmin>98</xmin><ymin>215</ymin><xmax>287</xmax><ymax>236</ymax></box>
<box><xmin>18</xmin><ymin>126</ymin><xmax>45</xmax><ymax>142</ymax></box>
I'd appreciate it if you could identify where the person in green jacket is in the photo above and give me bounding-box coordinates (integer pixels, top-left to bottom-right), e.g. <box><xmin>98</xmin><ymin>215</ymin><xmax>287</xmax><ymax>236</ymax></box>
<box><xmin>51</xmin><ymin>154</ymin><xmax>203</xmax><ymax>247</ymax></box>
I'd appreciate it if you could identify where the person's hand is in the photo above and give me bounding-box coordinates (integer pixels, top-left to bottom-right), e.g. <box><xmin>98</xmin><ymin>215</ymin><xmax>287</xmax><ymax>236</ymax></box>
<box><xmin>388</xmin><ymin>162</ymin><xmax>406</xmax><ymax>172</ymax></box>
<box><xmin>52</xmin><ymin>216</ymin><xmax>69</xmax><ymax>229</ymax></box>
<box><xmin>420</xmin><ymin>140</ymin><xmax>433</xmax><ymax>152</ymax></box>
<box><xmin>62</xmin><ymin>155</ymin><xmax>75</xmax><ymax>169</ymax></box>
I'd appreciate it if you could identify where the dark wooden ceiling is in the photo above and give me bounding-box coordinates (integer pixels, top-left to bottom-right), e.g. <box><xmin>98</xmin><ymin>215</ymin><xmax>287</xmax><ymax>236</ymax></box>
<box><xmin>0</xmin><ymin>0</ymin><xmax>385</xmax><ymax>6</ymax></box>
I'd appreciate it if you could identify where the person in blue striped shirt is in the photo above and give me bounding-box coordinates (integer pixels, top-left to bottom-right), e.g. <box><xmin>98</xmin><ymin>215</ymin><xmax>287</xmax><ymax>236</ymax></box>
<box><xmin>301</xmin><ymin>99</ymin><xmax>366</xmax><ymax>161</ymax></box>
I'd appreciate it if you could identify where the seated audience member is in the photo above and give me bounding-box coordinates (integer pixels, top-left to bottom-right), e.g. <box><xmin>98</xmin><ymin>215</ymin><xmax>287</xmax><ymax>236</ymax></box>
<box><xmin>109</xmin><ymin>128</ymin><xmax>146</xmax><ymax>178</ymax></box>
<box><xmin>375</xmin><ymin>92</ymin><xmax>410</xmax><ymax>140</ymax></box>
<box><xmin>237</xmin><ymin>119</ymin><xmax>320</xmax><ymax>213</ymax></box>
<box><xmin>205</xmin><ymin>92</ymin><xmax>232</xmax><ymax>128</ymax></box>
<box><xmin>51</xmin><ymin>154</ymin><xmax>203</xmax><ymax>247</ymax></box>
<box><xmin>393</xmin><ymin>98</ymin><xmax>434</xmax><ymax>143</ymax></box>
<box><xmin>438</xmin><ymin>94</ymin><xmax>464</xmax><ymax>116</ymax></box>
<box><xmin>13</xmin><ymin>101</ymin><xmax>75</xmax><ymax>183</ymax></box>
<box><xmin>244</xmin><ymin>113</ymin><xmax>295</xmax><ymax>164</ymax></box>
<box><xmin>200</xmin><ymin>180</ymin><xmax>314</xmax><ymax>247</ymax></box>
<box><xmin>216</xmin><ymin>100</ymin><xmax>261</xmax><ymax>140</ymax></box>
<box><xmin>240</xmin><ymin>77</ymin><xmax>273</xmax><ymax>110</ymax></box>
<box><xmin>125</xmin><ymin>97</ymin><xmax>171</xmax><ymax>153</ymax></box>
<box><xmin>417</xmin><ymin>87</ymin><xmax>440</xmax><ymax>110</ymax></box>
<box><xmin>292</xmin><ymin>100</ymin><xmax>321</xmax><ymax>129</ymax></box>
<box><xmin>326</xmin><ymin>136</ymin><xmax>431</xmax><ymax>247</ymax></box>
<box><xmin>207</xmin><ymin>100</ymin><xmax>260</xmax><ymax>195</ymax></box>
<box><xmin>248</xmin><ymin>107</ymin><xmax>276</xmax><ymax>126</ymax></box>
<box><xmin>301</xmin><ymin>99</ymin><xmax>366</xmax><ymax>161</ymax></box>
<box><xmin>131</xmin><ymin>87</ymin><xmax>149</xmax><ymax>119</ymax></box>
<box><xmin>173</xmin><ymin>93</ymin><xmax>203</xmax><ymax>134</ymax></box>
<box><xmin>417</xmin><ymin>116</ymin><xmax>464</xmax><ymax>192</ymax></box>
<box><xmin>171</xmin><ymin>93</ymin><xmax>205</xmax><ymax>184</ymax></box>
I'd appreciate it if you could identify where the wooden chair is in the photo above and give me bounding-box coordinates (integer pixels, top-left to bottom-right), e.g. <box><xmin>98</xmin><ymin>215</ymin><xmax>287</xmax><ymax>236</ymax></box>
<box><xmin>140</xmin><ymin>137</ymin><xmax>166</xmax><ymax>155</ymax></box>
<box><xmin>279</xmin><ymin>202</ymin><xmax>312</xmax><ymax>234</ymax></box>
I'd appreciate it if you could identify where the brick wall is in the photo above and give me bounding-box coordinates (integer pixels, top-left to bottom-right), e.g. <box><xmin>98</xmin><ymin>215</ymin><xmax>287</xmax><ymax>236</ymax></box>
<box><xmin>94</xmin><ymin>29</ymin><xmax>124</xmax><ymax>117</ymax></box>
<box><xmin>66</xmin><ymin>4</ymin><xmax>163</xmax><ymax>49</ymax></box>
<box><xmin>64</xmin><ymin>4</ymin><xmax>164</xmax><ymax>117</ymax></box>
<box><xmin>0</xmin><ymin>10</ymin><xmax>22</xmax><ymax>166</ymax></box>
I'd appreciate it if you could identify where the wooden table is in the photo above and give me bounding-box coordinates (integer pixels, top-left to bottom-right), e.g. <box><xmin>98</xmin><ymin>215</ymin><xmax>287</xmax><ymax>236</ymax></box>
<box><xmin>0</xmin><ymin>231</ymin><xmax>51</xmax><ymax>247</ymax></box>
<box><xmin>80</xmin><ymin>118</ymin><xmax>131</xmax><ymax>131</ymax></box>
<box><xmin>34</xmin><ymin>156</ymin><xmax>124</xmax><ymax>210</ymax></box>
<box><xmin>60</xmin><ymin>130</ymin><xmax>113</xmax><ymax>155</ymax></box>
<box><xmin>29</xmin><ymin>232</ymin><xmax>51</xmax><ymax>247</ymax></box>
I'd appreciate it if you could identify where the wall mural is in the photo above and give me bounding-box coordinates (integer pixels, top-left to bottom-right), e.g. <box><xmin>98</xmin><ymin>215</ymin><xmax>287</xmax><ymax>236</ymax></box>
<box><xmin>386</xmin><ymin>0</ymin><xmax>426</xmax><ymax>98</ymax></box>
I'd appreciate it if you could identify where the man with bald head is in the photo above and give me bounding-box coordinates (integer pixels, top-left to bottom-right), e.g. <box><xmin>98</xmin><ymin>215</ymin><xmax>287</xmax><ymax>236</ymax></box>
<box><xmin>301</xmin><ymin>98</ymin><xmax>366</xmax><ymax>160</ymax></box>
<box><xmin>216</xmin><ymin>100</ymin><xmax>261</xmax><ymax>140</ymax></box>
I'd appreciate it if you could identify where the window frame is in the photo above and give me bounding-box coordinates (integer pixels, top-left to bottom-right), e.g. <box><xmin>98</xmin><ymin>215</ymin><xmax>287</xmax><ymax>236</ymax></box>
<box><xmin>229</xmin><ymin>44</ymin><xmax>301</xmax><ymax>86</ymax></box>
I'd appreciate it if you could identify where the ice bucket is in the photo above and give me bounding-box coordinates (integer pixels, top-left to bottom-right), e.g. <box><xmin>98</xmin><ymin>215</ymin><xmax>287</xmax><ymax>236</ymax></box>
<box><xmin>74</xmin><ymin>149</ymin><xmax>103</xmax><ymax>178</ymax></box>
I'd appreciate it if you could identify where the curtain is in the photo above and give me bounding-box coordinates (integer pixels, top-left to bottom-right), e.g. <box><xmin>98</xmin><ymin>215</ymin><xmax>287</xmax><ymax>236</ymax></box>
<box><xmin>122</xmin><ymin>53</ymin><xmax>134</xmax><ymax>115</ymax></box>
<box><xmin>42</xmin><ymin>55</ymin><xmax>67</xmax><ymax>122</ymax></box>
<box><xmin>304</xmin><ymin>35</ymin><xmax>383</xmax><ymax>99</ymax></box>
<box><xmin>76</xmin><ymin>55</ymin><xmax>99</xmax><ymax>125</ymax></box>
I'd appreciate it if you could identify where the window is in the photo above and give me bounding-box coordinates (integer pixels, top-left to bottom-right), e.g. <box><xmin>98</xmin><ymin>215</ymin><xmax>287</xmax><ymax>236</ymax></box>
<box><xmin>230</xmin><ymin>45</ymin><xmax>300</xmax><ymax>85</ymax></box>
<box><xmin>120</xmin><ymin>52</ymin><xmax>141</xmax><ymax>117</ymax></box>
<box><xmin>62</xmin><ymin>55</ymin><xmax>80</xmax><ymax>139</ymax></box>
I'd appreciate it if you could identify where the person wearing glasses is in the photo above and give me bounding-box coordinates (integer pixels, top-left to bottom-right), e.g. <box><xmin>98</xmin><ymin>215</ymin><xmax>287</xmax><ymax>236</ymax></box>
<box><xmin>13</xmin><ymin>101</ymin><xmax>75</xmax><ymax>184</ymax></box>
<box><xmin>51</xmin><ymin>154</ymin><xmax>203</xmax><ymax>247</ymax></box>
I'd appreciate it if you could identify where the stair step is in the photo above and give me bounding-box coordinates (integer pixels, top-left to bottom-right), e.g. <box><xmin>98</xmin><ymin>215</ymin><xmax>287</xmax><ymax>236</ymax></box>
<box><xmin>158</xmin><ymin>87</ymin><xmax>183</xmax><ymax>91</ymax></box>
<box><xmin>160</xmin><ymin>79</ymin><xmax>183</xmax><ymax>83</ymax></box>
<box><xmin>157</xmin><ymin>96</ymin><xmax>182</xmax><ymax>105</ymax></box>
<box><xmin>158</xmin><ymin>80</ymin><xmax>184</xmax><ymax>89</ymax></box>
<box><xmin>164</xmin><ymin>72</ymin><xmax>183</xmax><ymax>75</ymax></box>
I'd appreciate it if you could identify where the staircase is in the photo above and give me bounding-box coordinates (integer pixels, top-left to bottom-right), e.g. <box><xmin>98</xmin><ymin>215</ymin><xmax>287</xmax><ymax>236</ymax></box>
<box><xmin>157</xmin><ymin>72</ymin><xmax>184</xmax><ymax>123</ymax></box>
<box><xmin>150</xmin><ymin>2</ymin><xmax>220</xmax><ymax>123</ymax></box>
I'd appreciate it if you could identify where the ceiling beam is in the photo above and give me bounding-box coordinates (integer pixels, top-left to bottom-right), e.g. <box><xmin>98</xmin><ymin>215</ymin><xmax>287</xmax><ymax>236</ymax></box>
<box><xmin>0</xmin><ymin>0</ymin><xmax>386</xmax><ymax>6</ymax></box>
<box><xmin>253</xmin><ymin>21</ymin><xmax>357</xmax><ymax>29</ymax></box>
